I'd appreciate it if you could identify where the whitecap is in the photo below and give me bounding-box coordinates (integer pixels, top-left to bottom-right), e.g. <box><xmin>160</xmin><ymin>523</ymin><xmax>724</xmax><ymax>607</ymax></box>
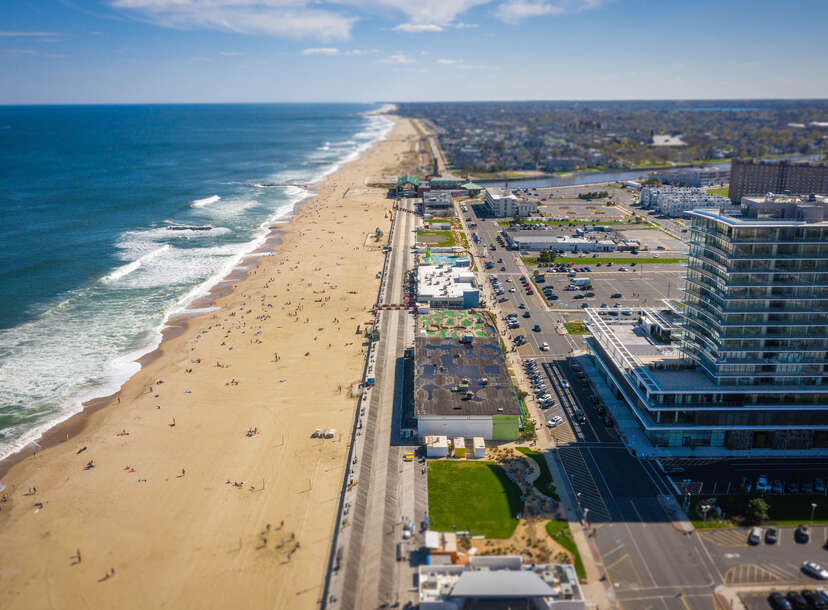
<box><xmin>191</xmin><ymin>195</ymin><xmax>220</xmax><ymax>208</ymax></box>
<box><xmin>103</xmin><ymin>244</ymin><xmax>171</xmax><ymax>283</ymax></box>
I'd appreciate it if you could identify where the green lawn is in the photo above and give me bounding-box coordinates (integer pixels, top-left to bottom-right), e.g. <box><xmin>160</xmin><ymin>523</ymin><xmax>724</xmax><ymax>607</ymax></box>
<box><xmin>428</xmin><ymin>461</ymin><xmax>524</xmax><ymax>538</ymax></box>
<box><xmin>516</xmin><ymin>447</ymin><xmax>559</xmax><ymax>500</ymax></box>
<box><xmin>522</xmin><ymin>256</ymin><xmax>686</xmax><ymax>265</ymax></box>
<box><xmin>545</xmin><ymin>520</ymin><xmax>586</xmax><ymax>580</ymax></box>
<box><xmin>418</xmin><ymin>230</ymin><xmax>456</xmax><ymax>247</ymax></box>
<box><xmin>564</xmin><ymin>322</ymin><xmax>589</xmax><ymax>335</ymax></box>
<box><xmin>706</xmin><ymin>187</ymin><xmax>730</xmax><ymax>197</ymax></box>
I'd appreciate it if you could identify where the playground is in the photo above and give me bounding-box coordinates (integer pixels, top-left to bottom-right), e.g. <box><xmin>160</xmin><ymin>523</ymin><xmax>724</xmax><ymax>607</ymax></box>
<box><xmin>419</xmin><ymin>309</ymin><xmax>493</xmax><ymax>338</ymax></box>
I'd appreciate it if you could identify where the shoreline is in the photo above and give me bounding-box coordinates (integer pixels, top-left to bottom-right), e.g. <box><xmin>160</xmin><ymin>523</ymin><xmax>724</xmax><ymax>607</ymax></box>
<box><xmin>0</xmin><ymin>114</ymin><xmax>412</xmax><ymax>609</ymax></box>
<box><xmin>0</xmin><ymin>205</ymin><xmax>298</xmax><ymax>480</ymax></box>
<box><xmin>0</xmin><ymin>112</ymin><xmax>395</xmax><ymax>473</ymax></box>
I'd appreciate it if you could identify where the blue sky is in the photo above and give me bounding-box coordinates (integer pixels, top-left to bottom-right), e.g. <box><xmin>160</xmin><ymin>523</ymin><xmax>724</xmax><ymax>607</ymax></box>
<box><xmin>2</xmin><ymin>0</ymin><xmax>827</xmax><ymax>103</ymax></box>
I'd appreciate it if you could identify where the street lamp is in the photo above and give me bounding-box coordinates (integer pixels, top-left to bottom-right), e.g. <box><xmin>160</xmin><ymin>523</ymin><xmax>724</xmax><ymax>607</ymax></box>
<box><xmin>811</xmin><ymin>503</ymin><xmax>818</xmax><ymax>525</ymax></box>
<box><xmin>700</xmin><ymin>504</ymin><xmax>711</xmax><ymax>523</ymax></box>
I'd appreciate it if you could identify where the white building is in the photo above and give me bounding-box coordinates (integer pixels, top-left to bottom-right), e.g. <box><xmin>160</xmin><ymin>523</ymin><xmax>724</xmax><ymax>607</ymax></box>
<box><xmin>504</xmin><ymin>232</ymin><xmax>616</xmax><ymax>252</ymax></box>
<box><xmin>419</xmin><ymin>556</ymin><xmax>584</xmax><ymax>610</ymax></box>
<box><xmin>484</xmin><ymin>187</ymin><xmax>538</xmax><ymax>217</ymax></box>
<box><xmin>416</xmin><ymin>264</ymin><xmax>480</xmax><ymax>308</ymax></box>
<box><xmin>639</xmin><ymin>186</ymin><xmax>730</xmax><ymax>217</ymax></box>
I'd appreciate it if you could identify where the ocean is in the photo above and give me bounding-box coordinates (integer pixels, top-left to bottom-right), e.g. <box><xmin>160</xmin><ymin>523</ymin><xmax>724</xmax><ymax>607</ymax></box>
<box><xmin>0</xmin><ymin>103</ymin><xmax>394</xmax><ymax>460</ymax></box>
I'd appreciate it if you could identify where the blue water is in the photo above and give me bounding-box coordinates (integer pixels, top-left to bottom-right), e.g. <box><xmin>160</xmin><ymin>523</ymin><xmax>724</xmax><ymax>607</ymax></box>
<box><xmin>0</xmin><ymin>103</ymin><xmax>393</xmax><ymax>459</ymax></box>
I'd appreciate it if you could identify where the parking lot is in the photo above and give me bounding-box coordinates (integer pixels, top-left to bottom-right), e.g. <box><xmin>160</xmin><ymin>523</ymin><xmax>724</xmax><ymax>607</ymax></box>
<box><xmin>532</xmin><ymin>265</ymin><xmax>686</xmax><ymax>311</ymax></box>
<box><xmin>742</xmin><ymin>589</ymin><xmax>828</xmax><ymax>610</ymax></box>
<box><xmin>699</xmin><ymin>525</ymin><xmax>828</xmax><ymax>587</ymax></box>
<box><xmin>667</xmin><ymin>458</ymin><xmax>828</xmax><ymax>497</ymax></box>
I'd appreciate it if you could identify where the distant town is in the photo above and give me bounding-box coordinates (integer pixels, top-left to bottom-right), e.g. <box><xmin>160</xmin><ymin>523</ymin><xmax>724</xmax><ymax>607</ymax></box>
<box><xmin>396</xmin><ymin>100</ymin><xmax>828</xmax><ymax>178</ymax></box>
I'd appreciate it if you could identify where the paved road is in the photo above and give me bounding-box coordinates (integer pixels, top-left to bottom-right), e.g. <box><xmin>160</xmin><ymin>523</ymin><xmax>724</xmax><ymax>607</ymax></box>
<box><xmin>462</xmin><ymin>196</ymin><xmax>735</xmax><ymax>610</ymax></box>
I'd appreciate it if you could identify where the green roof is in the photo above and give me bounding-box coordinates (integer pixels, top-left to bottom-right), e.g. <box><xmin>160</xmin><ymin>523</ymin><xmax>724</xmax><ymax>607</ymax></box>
<box><xmin>398</xmin><ymin>174</ymin><xmax>420</xmax><ymax>186</ymax></box>
<box><xmin>462</xmin><ymin>182</ymin><xmax>483</xmax><ymax>189</ymax></box>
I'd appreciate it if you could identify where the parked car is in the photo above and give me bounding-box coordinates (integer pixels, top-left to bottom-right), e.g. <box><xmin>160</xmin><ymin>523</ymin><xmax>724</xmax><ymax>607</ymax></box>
<box><xmin>796</xmin><ymin>524</ymin><xmax>811</xmax><ymax>543</ymax></box>
<box><xmin>611</xmin><ymin>292</ymin><xmax>622</xmax><ymax>298</ymax></box>
<box><xmin>787</xmin><ymin>592</ymin><xmax>809</xmax><ymax>610</ymax></box>
<box><xmin>802</xmin><ymin>562</ymin><xmax>828</xmax><ymax>579</ymax></box>
<box><xmin>772</xmin><ymin>480</ymin><xmax>784</xmax><ymax>494</ymax></box>
<box><xmin>766</xmin><ymin>527</ymin><xmax>778</xmax><ymax>544</ymax></box>
<box><xmin>802</xmin><ymin>591</ymin><xmax>828</xmax><ymax>610</ymax></box>
<box><xmin>769</xmin><ymin>592</ymin><xmax>793</xmax><ymax>610</ymax></box>
<box><xmin>533</xmin><ymin>324</ymin><xmax>542</xmax><ymax>332</ymax></box>
<box><xmin>748</xmin><ymin>526</ymin><xmax>763</xmax><ymax>545</ymax></box>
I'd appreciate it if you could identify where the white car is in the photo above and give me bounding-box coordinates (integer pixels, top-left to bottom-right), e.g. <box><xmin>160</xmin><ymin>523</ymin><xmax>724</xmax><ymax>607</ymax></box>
<box><xmin>546</xmin><ymin>419</ymin><xmax>560</xmax><ymax>428</ymax></box>
<box><xmin>540</xmin><ymin>342</ymin><xmax>550</xmax><ymax>351</ymax></box>
<box><xmin>550</xmin><ymin>415</ymin><xmax>563</xmax><ymax>426</ymax></box>
<box><xmin>803</xmin><ymin>562</ymin><xmax>828</xmax><ymax>580</ymax></box>
<box><xmin>619</xmin><ymin>266</ymin><xmax>628</xmax><ymax>271</ymax></box>
<box><xmin>561</xmin><ymin>380</ymin><xmax>570</xmax><ymax>389</ymax></box>
<box><xmin>509</xmin><ymin>287</ymin><xmax>516</xmax><ymax>292</ymax></box>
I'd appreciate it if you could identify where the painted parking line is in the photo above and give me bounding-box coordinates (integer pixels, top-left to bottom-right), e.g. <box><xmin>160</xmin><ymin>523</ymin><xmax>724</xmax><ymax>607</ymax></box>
<box><xmin>699</xmin><ymin>528</ymin><xmax>748</xmax><ymax>547</ymax></box>
<box><xmin>723</xmin><ymin>563</ymin><xmax>782</xmax><ymax>585</ymax></box>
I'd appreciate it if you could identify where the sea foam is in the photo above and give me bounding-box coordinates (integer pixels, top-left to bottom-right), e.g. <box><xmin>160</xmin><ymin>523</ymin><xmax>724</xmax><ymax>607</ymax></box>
<box><xmin>191</xmin><ymin>195</ymin><xmax>220</xmax><ymax>208</ymax></box>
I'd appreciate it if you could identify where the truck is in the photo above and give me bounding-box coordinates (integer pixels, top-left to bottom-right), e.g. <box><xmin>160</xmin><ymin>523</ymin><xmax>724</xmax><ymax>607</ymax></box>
<box><xmin>570</xmin><ymin>277</ymin><xmax>591</xmax><ymax>287</ymax></box>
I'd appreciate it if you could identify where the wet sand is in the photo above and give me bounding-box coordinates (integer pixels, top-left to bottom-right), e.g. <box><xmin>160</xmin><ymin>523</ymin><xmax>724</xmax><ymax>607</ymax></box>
<box><xmin>0</xmin><ymin>117</ymin><xmax>417</xmax><ymax>609</ymax></box>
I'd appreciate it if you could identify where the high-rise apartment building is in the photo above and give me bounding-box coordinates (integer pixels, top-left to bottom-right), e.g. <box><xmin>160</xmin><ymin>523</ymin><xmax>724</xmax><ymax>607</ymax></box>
<box><xmin>587</xmin><ymin>194</ymin><xmax>828</xmax><ymax>451</ymax></box>
<box><xmin>729</xmin><ymin>159</ymin><xmax>828</xmax><ymax>202</ymax></box>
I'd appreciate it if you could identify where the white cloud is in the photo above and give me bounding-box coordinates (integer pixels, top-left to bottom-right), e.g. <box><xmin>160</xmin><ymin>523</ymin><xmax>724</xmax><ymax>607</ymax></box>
<box><xmin>219</xmin><ymin>50</ymin><xmax>244</xmax><ymax>56</ymax></box>
<box><xmin>301</xmin><ymin>47</ymin><xmax>374</xmax><ymax>55</ymax></box>
<box><xmin>380</xmin><ymin>53</ymin><xmax>414</xmax><ymax>64</ymax></box>
<box><xmin>377</xmin><ymin>0</ymin><xmax>492</xmax><ymax>28</ymax></box>
<box><xmin>495</xmin><ymin>0</ymin><xmax>602</xmax><ymax>24</ymax></box>
<box><xmin>301</xmin><ymin>47</ymin><xmax>342</xmax><ymax>55</ymax></box>
<box><xmin>0</xmin><ymin>32</ymin><xmax>59</xmax><ymax>37</ymax></box>
<box><xmin>109</xmin><ymin>0</ymin><xmax>356</xmax><ymax>41</ymax></box>
<box><xmin>435</xmin><ymin>58</ymin><xmax>496</xmax><ymax>70</ymax></box>
<box><xmin>392</xmin><ymin>23</ymin><xmax>443</xmax><ymax>32</ymax></box>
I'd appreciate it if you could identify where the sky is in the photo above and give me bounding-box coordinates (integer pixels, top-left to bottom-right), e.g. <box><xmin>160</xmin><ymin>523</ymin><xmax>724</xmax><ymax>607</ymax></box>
<box><xmin>2</xmin><ymin>0</ymin><xmax>828</xmax><ymax>104</ymax></box>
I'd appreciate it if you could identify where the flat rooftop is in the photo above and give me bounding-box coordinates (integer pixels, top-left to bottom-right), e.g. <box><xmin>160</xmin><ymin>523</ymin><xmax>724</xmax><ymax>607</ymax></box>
<box><xmin>417</xmin><ymin>264</ymin><xmax>478</xmax><ymax>301</ymax></box>
<box><xmin>588</xmin><ymin>311</ymin><xmax>828</xmax><ymax>395</ymax></box>
<box><xmin>419</xmin><ymin>558</ymin><xmax>582</xmax><ymax>606</ymax></box>
<box><xmin>414</xmin><ymin>336</ymin><xmax>522</xmax><ymax>417</ymax></box>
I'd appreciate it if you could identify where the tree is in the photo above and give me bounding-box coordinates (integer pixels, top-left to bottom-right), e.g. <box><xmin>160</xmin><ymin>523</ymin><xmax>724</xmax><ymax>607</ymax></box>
<box><xmin>745</xmin><ymin>498</ymin><xmax>769</xmax><ymax>525</ymax></box>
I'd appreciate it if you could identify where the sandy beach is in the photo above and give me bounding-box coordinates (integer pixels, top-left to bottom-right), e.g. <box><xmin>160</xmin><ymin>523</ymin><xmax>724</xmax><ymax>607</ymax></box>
<box><xmin>0</xmin><ymin>117</ymin><xmax>415</xmax><ymax>609</ymax></box>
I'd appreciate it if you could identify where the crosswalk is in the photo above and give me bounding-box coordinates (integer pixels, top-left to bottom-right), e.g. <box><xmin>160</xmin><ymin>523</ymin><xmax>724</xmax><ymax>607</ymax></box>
<box><xmin>557</xmin><ymin>445</ymin><xmax>613</xmax><ymax>523</ymax></box>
